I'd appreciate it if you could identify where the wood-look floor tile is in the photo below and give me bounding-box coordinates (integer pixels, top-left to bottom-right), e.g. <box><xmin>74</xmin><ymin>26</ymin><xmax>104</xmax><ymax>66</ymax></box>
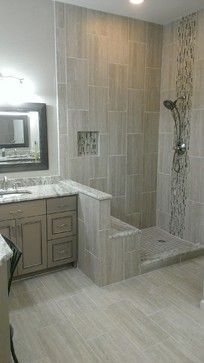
<box><xmin>144</xmin><ymin>337</ymin><xmax>199</xmax><ymax>363</ymax></box>
<box><xmin>87</xmin><ymin>329</ymin><xmax>150</xmax><ymax>363</ymax></box>
<box><xmin>104</xmin><ymin>300</ymin><xmax>169</xmax><ymax>351</ymax></box>
<box><xmin>38</xmin><ymin>321</ymin><xmax>100</xmax><ymax>363</ymax></box>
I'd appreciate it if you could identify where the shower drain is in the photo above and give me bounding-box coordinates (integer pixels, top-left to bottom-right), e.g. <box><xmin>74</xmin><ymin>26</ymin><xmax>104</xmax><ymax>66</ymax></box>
<box><xmin>158</xmin><ymin>239</ymin><xmax>167</xmax><ymax>243</ymax></box>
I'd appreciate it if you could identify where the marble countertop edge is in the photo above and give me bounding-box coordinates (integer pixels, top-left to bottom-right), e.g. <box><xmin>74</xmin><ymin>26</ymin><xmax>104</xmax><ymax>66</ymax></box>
<box><xmin>0</xmin><ymin>235</ymin><xmax>13</xmax><ymax>266</ymax></box>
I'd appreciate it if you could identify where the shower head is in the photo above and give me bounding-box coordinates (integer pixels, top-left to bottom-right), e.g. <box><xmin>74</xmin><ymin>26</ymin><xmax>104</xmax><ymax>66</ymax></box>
<box><xmin>163</xmin><ymin>99</ymin><xmax>176</xmax><ymax>110</ymax></box>
<box><xmin>163</xmin><ymin>96</ymin><xmax>186</xmax><ymax>111</ymax></box>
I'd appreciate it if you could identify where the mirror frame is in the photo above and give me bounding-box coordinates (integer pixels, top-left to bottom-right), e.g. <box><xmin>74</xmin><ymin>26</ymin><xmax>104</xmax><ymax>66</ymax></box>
<box><xmin>0</xmin><ymin>103</ymin><xmax>49</xmax><ymax>173</ymax></box>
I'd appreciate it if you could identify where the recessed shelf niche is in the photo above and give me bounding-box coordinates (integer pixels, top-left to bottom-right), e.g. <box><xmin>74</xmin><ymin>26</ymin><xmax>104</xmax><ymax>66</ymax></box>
<box><xmin>77</xmin><ymin>131</ymin><xmax>99</xmax><ymax>157</ymax></box>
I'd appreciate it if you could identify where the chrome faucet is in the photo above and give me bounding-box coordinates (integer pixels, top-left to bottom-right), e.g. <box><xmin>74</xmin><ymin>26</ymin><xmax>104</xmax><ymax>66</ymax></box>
<box><xmin>2</xmin><ymin>176</ymin><xmax>8</xmax><ymax>190</ymax></box>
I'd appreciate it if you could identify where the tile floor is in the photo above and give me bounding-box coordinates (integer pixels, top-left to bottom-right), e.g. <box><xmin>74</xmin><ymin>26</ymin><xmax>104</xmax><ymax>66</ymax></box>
<box><xmin>10</xmin><ymin>257</ymin><xmax>204</xmax><ymax>362</ymax></box>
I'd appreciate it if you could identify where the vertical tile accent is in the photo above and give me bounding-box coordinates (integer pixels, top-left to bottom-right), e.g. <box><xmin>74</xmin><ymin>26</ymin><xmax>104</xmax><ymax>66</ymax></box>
<box><xmin>170</xmin><ymin>13</ymin><xmax>197</xmax><ymax>238</ymax></box>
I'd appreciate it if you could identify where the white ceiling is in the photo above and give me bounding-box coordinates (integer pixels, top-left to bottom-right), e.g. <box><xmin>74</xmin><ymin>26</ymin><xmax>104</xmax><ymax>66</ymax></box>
<box><xmin>58</xmin><ymin>0</ymin><xmax>204</xmax><ymax>25</ymax></box>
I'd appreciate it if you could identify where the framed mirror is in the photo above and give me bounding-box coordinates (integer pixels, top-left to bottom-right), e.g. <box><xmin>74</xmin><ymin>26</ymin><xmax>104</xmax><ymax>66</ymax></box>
<box><xmin>0</xmin><ymin>103</ymin><xmax>48</xmax><ymax>172</ymax></box>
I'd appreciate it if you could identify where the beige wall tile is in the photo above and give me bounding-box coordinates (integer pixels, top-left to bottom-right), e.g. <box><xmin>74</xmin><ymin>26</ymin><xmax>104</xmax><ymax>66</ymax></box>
<box><xmin>89</xmin><ymin>178</ymin><xmax>108</xmax><ymax>193</ymax></box>
<box><xmin>128</xmin><ymin>18</ymin><xmax>147</xmax><ymax>42</ymax></box>
<box><xmin>125</xmin><ymin>213</ymin><xmax>142</xmax><ymax>228</ymax></box>
<box><xmin>156</xmin><ymin>210</ymin><xmax>170</xmax><ymax>231</ymax></box>
<box><xmin>89</xmin><ymin>86</ymin><xmax>108</xmax><ymax>132</ymax></box>
<box><xmin>127</xmin><ymin>89</ymin><xmax>144</xmax><ymax>133</ymax></box>
<box><xmin>67</xmin><ymin>58</ymin><xmax>88</xmax><ymax>109</ymax></box>
<box><xmin>56</xmin><ymin>27</ymin><xmax>66</xmax><ymax>83</ymax></box>
<box><xmin>108</xmin><ymin>15</ymin><xmax>128</xmax><ymax>65</ymax></box>
<box><xmin>188</xmin><ymin>157</ymin><xmax>204</xmax><ymax>204</ymax></box>
<box><xmin>157</xmin><ymin>173</ymin><xmax>171</xmax><ymax>213</ymax></box>
<box><xmin>193</xmin><ymin>60</ymin><xmax>204</xmax><ymax>108</ymax></box>
<box><xmin>184</xmin><ymin>200</ymin><xmax>204</xmax><ymax>245</ymax></box>
<box><xmin>159</xmin><ymin>90</ymin><xmax>176</xmax><ymax>133</ymax></box>
<box><xmin>197</xmin><ymin>10</ymin><xmax>204</xmax><ymax>60</ymax></box>
<box><xmin>109</xmin><ymin>112</ymin><xmax>126</xmax><ymax>155</ymax></box>
<box><xmin>143</xmin><ymin>153</ymin><xmax>158</xmax><ymax>192</ymax></box>
<box><xmin>128</xmin><ymin>42</ymin><xmax>146</xmax><ymax>89</ymax></box>
<box><xmin>59</xmin><ymin>134</ymin><xmax>68</xmax><ymax>178</ymax></box>
<box><xmin>58</xmin><ymin>84</ymin><xmax>67</xmax><ymax>134</ymax></box>
<box><xmin>145</xmin><ymin>68</ymin><xmax>161</xmax><ymax>112</ymax></box>
<box><xmin>142</xmin><ymin>191</ymin><xmax>156</xmax><ymax>228</ymax></box>
<box><xmin>87</xmin><ymin>9</ymin><xmax>111</xmax><ymax>36</ymax></box>
<box><xmin>67</xmin><ymin>110</ymin><xmax>89</xmax><ymax>158</ymax></box>
<box><xmin>109</xmin><ymin>156</ymin><xmax>126</xmax><ymax>196</ymax></box>
<box><xmin>144</xmin><ymin>113</ymin><xmax>159</xmax><ymax>154</ymax></box>
<box><xmin>109</xmin><ymin>64</ymin><xmax>128</xmax><ymax>111</ymax></box>
<box><xmin>124</xmin><ymin>251</ymin><xmax>140</xmax><ymax>279</ymax></box>
<box><xmin>66</xmin><ymin>4</ymin><xmax>87</xmax><ymax>58</ymax></box>
<box><xmin>189</xmin><ymin>110</ymin><xmax>204</xmax><ymax>156</ymax></box>
<box><xmin>123</xmin><ymin>234</ymin><xmax>141</xmax><ymax>253</ymax></box>
<box><xmin>55</xmin><ymin>1</ymin><xmax>65</xmax><ymax>28</ymax></box>
<box><xmin>147</xmin><ymin>23</ymin><xmax>163</xmax><ymax>67</ymax></box>
<box><xmin>88</xmin><ymin>34</ymin><xmax>108</xmax><ymax>87</ymax></box>
<box><xmin>162</xmin><ymin>22</ymin><xmax>177</xmax><ymax>46</ymax></box>
<box><xmin>91</xmin><ymin>157</ymin><xmax>108</xmax><ymax>178</ymax></box>
<box><xmin>127</xmin><ymin>134</ymin><xmax>143</xmax><ymax>175</ymax></box>
<box><xmin>160</xmin><ymin>44</ymin><xmax>177</xmax><ymax>92</ymax></box>
<box><xmin>158</xmin><ymin>133</ymin><xmax>173</xmax><ymax>174</ymax></box>
<box><xmin>126</xmin><ymin>174</ymin><xmax>143</xmax><ymax>214</ymax></box>
<box><xmin>111</xmin><ymin>197</ymin><xmax>126</xmax><ymax>220</ymax></box>
<box><xmin>69</xmin><ymin>157</ymin><xmax>90</xmax><ymax>185</ymax></box>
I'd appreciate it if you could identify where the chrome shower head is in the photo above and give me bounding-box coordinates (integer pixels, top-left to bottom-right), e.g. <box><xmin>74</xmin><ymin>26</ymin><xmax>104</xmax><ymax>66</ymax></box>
<box><xmin>163</xmin><ymin>96</ymin><xmax>186</xmax><ymax>111</ymax></box>
<box><xmin>163</xmin><ymin>99</ymin><xmax>176</xmax><ymax>110</ymax></box>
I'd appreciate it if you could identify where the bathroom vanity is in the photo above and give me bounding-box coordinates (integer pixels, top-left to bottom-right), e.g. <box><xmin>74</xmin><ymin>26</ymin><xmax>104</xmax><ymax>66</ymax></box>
<box><xmin>0</xmin><ymin>185</ymin><xmax>77</xmax><ymax>277</ymax></box>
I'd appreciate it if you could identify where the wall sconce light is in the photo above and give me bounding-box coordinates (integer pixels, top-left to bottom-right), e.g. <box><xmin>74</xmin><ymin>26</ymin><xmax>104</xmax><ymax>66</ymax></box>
<box><xmin>0</xmin><ymin>71</ymin><xmax>35</xmax><ymax>105</ymax></box>
<box><xmin>0</xmin><ymin>73</ymin><xmax>24</xmax><ymax>84</ymax></box>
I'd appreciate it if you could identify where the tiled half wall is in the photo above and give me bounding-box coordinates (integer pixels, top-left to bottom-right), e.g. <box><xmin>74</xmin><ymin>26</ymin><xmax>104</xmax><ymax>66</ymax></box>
<box><xmin>55</xmin><ymin>1</ymin><xmax>163</xmax><ymax>228</ymax></box>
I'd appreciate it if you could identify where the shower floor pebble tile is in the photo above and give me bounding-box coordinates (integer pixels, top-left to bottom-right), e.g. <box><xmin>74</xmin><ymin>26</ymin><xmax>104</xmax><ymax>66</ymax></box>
<box><xmin>10</xmin><ymin>258</ymin><xmax>204</xmax><ymax>363</ymax></box>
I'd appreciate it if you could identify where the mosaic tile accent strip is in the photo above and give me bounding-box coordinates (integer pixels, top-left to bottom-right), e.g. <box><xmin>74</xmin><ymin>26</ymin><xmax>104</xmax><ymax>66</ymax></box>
<box><xmin>170</xmin><ymin>13</ymin><xmax>197</xmax><ymax>238</ymax></box>
<box><xmin>77</xmin><ymin>131</ymin><xmax>99</xmax><ymax>156</ymax></box>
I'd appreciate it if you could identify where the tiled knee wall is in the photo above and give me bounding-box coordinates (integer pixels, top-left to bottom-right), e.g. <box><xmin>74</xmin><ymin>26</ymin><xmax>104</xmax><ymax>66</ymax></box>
<box><xmin>77</xmin><ymin>193</ymin><xmax>141</xmax><ymax>286</ymax></box>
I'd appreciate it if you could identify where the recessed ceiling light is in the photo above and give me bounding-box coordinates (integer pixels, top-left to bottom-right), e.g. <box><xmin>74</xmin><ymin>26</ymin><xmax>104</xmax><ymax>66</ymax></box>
<box><xmin>129</xmin><ymin>0</ymin><xmax>144</xmax><ymax>4</ymax></box>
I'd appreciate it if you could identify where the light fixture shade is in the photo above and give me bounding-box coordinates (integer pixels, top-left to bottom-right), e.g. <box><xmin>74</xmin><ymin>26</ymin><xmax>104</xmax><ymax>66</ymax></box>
<box><xmin>129</xmin><ymin>0</ymin><xmax>144</xmax><ymax>4</ymax></box>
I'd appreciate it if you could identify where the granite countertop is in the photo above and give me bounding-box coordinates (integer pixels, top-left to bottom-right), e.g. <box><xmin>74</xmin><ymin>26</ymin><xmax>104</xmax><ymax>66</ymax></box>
<box><xmin>0</xmin><ymin>179</ymin><xmax>112</xmax><ymax>204</ymax></box>
<box><xmin>0</xmin><ymin>235</ymin><xmax>13</xmax><ymax>265</ymax></box>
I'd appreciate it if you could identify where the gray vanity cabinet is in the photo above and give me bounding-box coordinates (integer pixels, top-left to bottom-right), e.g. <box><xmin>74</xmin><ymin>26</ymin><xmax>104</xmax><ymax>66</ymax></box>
<box><xmin>46</xmin><ymin>196</ymin><xmax>77</xmax><ymax>268</ymax></box>
<box><xmin>0</xmin><ymin>219</ymin><xmax>16</xmax><ymax>242</ymax></box>
<box><xmin>16</xmin><ymin>215</ymin><xmax>47</xmax><ymax>275</ymax></box>
<box><xmin>0</xmin><ymin>195</ymin><xmax>77</xmax><ymax>277</ymax></box>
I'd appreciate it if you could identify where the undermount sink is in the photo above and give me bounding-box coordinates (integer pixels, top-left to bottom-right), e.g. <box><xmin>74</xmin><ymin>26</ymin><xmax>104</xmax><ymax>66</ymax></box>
<box><xmin>0</xmin><ymin>189</ymin><xmax>32</xmax><ymax>197</ymax></box>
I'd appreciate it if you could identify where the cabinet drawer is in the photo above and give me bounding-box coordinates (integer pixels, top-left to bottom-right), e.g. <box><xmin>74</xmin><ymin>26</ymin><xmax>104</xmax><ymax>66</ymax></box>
<box><xmin>46</xmin><ymin>196</ymin><xmax>77</xmax><ymax>214</ymax></box>
<box><xmin>47</xmin><ymin>211</ymin><xmax>76</xmax><ymax>240</ymax></box>
<box><xmin>48</xmin><ymin>237</ymin><xmax>77</xmax><ymax>267</ymax></box>
<box><xmin>0</xmin><ymin>200</ymin><xmax>46</xmax><ymax>221</ymax></box>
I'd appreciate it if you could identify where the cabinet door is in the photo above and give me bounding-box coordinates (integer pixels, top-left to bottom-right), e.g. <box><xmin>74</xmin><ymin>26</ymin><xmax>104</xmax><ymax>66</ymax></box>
<box><xmin>48</xmin><ymin>236</ymin><xmax>77</xmax><ymax>268</ymax></box>
<box><xmin>47</xmin><ymin>211</ymin><xmax>76</xmax><ymax>240</ymax></box>
<box><xmin>17</xmin><ymin>215</ymin><xmax>47</xmax><ymax>276</ymax></box>
<box><xmin>0</xmin><ymin>219</ymin><xmax>16</xmax><ymax>243</ymax></box>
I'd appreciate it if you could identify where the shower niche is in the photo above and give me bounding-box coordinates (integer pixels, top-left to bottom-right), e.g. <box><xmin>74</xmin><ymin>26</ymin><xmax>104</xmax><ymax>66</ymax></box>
<box><xmin>77</xmin><ymin>131</ymin><xmax>99</xmax><ymax>157</ymax></box>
